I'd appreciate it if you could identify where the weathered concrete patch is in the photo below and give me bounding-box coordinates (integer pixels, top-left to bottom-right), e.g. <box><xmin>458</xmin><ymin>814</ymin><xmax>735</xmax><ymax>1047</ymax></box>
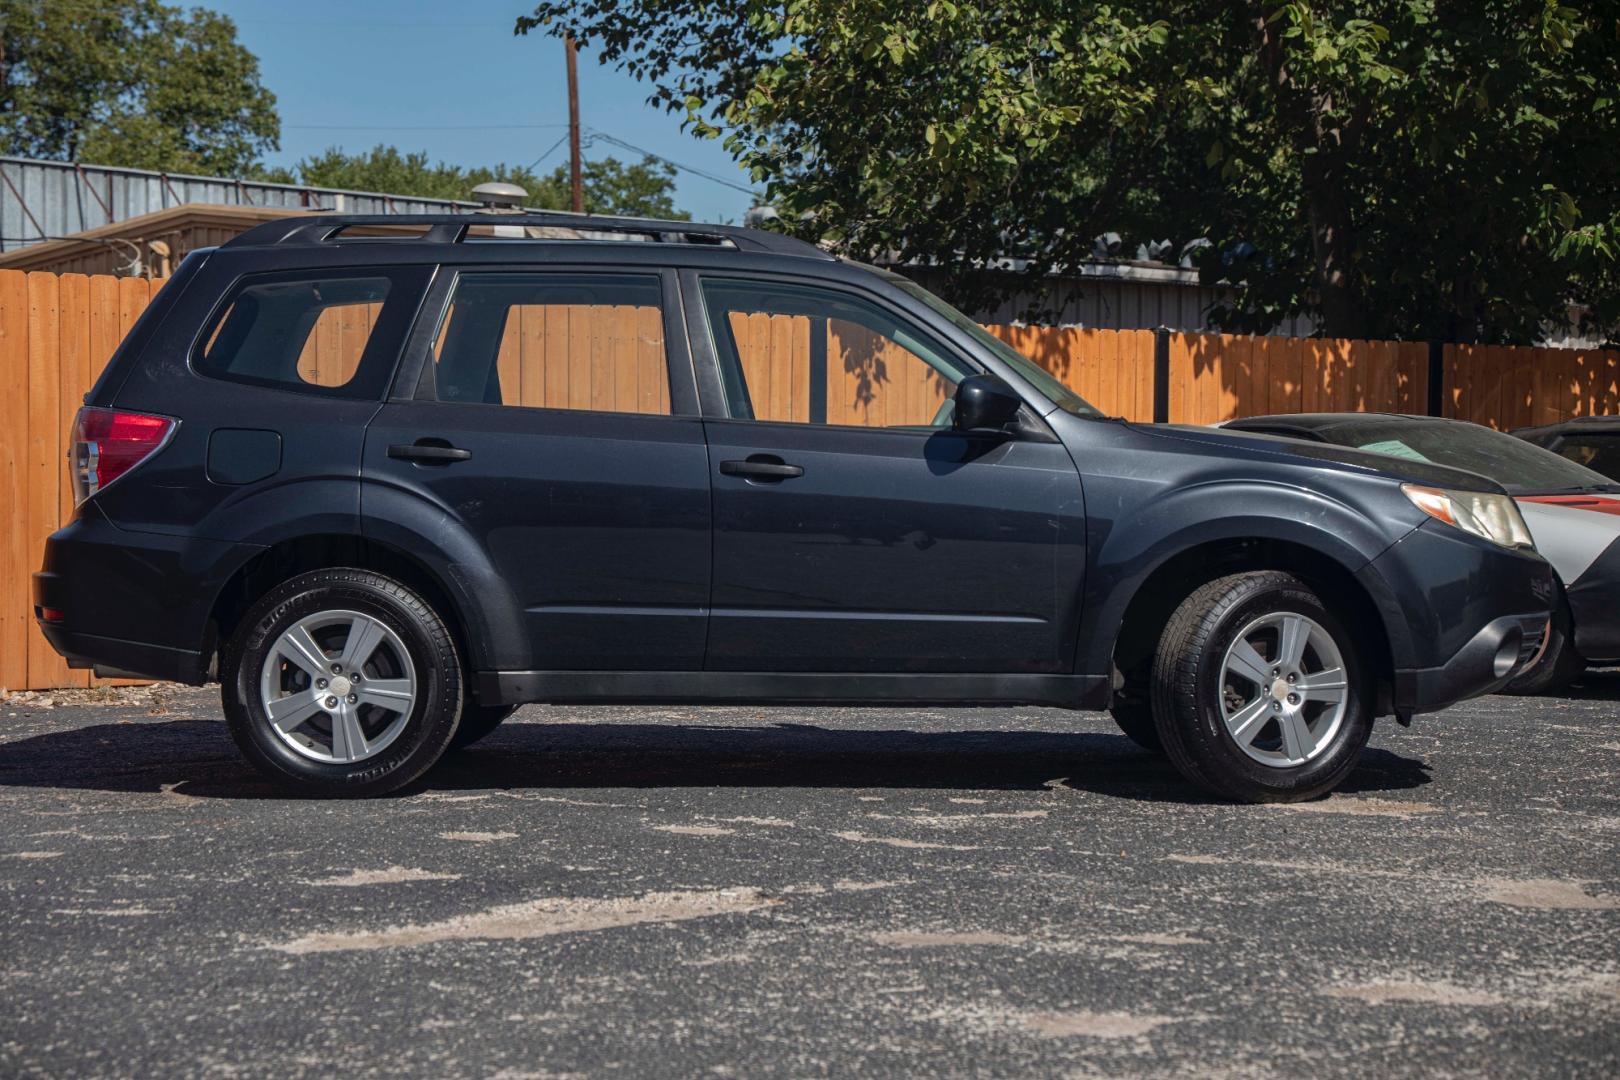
<box><xmin>1481</xmin><ymin>878</ymin><xmax>1618</xmax><ymax>911</ymax></box>
<box><xmin>269</xmin><ymin>887</ymin><xmax>777</xmax><ymax>954</ymax></box>
<box><xmin>1112</xmin><ymin>933</ymin><xmax>1207</xmax><ymax>947</ymax></box>
<box><xmin>1269</xmin><ymin>796</ymin><xmax>1439</xmax><ymax>819</ymax></box>
<box><xmin>871</xmin><ymin>930</ymin><xmax>1025</xmax><ymax>948</ymax></box>
<box><xmin>832</xmin><ymin>831</ymin><xmax>978</xmax><ymax>851</ymax></box>
<box><xmin>5</xmin><ymin>851</ymin><xmax>63</xmax><ymax>859</ymax></box>
<box><xmin>1324</xmin><ymin>981</ymin><xmax>1506</xmax><ymax>1007</ymax></box>
<box><xmin>1021</xmin><ymin>1010</ymin><xmax>1174</xmax><ymax>1038</ymax></box>
<box><xmin>651</xmin><ymin>824</ymin><xmax>736</xmax><ymax>837</ymax></box>
<box><xmin>306</xmin><ymin>867</ymin><xmax>460</xmax><ymax>887</ymax></box>
<box><xmin>437</xmin><ymin>831</ymin><xmax>517</xmax><ymax>843</ymax></box>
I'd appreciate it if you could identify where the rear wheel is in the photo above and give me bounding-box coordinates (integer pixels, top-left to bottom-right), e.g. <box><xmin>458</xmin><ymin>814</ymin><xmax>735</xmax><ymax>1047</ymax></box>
<box><xmin>222</xmin><ymin>569</ymin><xmax>462</xmax><ymax>796</ymax></box>
<box><xmin>1151</xmin><ymin>571</ymin><xmax>1373</xmax><ymax>803</ymax></box>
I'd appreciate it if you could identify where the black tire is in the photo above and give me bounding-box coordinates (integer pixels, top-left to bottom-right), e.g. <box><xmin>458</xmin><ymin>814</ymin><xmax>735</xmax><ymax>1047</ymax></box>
<box><xmin>1109</xmin><ymin>694</ymin><xmax>1163</xmax><ymax>754</ymax></box>
<box><xmin>1502</xmin><ymin>599</ymin><xmax>1583</xmax><ymax>696</ymax></box>
<box><xmin>449</xmin><ymin>703</ymin><xmax>519</xmax><ymax>750</ymax></box>
<box><xmin>1151</xmin><ymin>571</ymin><xmax>1374</xmax><ymax>803</ymax></box>
<box><xmin>221</xmin><ymin>569</ymin><xmax>462</xmax><ymax>796</ymax></box>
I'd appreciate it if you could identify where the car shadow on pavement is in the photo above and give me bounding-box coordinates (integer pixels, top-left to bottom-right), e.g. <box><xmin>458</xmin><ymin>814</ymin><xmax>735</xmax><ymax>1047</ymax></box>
<box><xmin>1564</xmin><ymin>668</ymin><xmax>1620</xmax><ymax>701</ymax></box>
<box><xmin>0</xmin><ymin>716</ymin><xmax>1432</xmax><ymax>804</ymax></box>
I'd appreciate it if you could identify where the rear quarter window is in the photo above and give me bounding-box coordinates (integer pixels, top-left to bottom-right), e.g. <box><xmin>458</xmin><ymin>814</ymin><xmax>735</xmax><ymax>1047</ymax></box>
<box><xmin>194</xmin><ymin>271</ymin><xmax>415</xmax><ymax>399</ymax></box>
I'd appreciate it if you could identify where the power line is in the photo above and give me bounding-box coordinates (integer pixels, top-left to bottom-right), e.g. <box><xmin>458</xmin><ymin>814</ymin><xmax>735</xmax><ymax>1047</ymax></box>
<box><xmin>588</xmin><ymin>131</ymin><xmax>759</xmax><ymax>196</ymax></box>
<box><xmin>284</xmin><ymin>123</ymin><xmax>569</xmax><ymax>131</ymax></box>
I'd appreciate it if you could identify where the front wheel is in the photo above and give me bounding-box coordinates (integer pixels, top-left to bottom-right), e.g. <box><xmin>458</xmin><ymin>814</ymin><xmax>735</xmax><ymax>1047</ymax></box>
<box><xmin>1151</xmin><ymin>571</ymin><xmax>1373</xmax><ymax>803</ymax></box>
<box><xmin>221</xmin><ymin>569</ymin><xmax>463</xmax><ymax>796</ymax></box>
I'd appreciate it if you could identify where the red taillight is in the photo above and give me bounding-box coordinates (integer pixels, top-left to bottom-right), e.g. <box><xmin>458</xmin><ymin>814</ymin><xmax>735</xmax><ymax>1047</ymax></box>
<box><xmin>71</xmin><ymin>406</ymin><xmax>176</xmax><ymax>506</ymax></box>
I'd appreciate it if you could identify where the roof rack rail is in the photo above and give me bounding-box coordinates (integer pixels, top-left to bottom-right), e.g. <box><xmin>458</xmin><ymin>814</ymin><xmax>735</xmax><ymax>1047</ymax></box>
<box><xmin>222</xmin><ymin>212</ymin><xmax>832</xmax><ymax>259</ymax></box>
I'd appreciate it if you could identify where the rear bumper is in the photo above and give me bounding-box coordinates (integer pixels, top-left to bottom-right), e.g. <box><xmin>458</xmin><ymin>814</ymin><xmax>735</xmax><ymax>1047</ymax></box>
<box><xmin>31</xmin><ymin>506</ymin><xmax>258</xmax><ymax>684</ymax></box>
<box><xmin>1360</xmin><ymin>521</ymin><xmax>1556</xmax><ymax>716</ymax></box>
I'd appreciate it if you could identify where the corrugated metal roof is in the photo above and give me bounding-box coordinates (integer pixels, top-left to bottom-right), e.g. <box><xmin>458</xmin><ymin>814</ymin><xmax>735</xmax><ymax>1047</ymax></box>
<box><xmin>0</xmin><ymin>155</ymin><xmax>478</xmax><ymax>252</ymax></box>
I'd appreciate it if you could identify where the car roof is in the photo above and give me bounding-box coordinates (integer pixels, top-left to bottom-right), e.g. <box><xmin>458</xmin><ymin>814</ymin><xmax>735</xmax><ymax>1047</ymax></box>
<box><xmin>1514</xmin><ymin>415</ymin><xmax>1620</xmax><ymax>437</ymax></box>
<box><xmin>1224</xmin><ymin>412</ymin><xmax>1438</xmax><ymax>434</ymax></box>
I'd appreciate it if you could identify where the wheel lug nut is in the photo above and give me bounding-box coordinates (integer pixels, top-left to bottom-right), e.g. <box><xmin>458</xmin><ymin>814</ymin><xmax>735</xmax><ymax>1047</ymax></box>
<box><xmin>1272</xmin><ymin>668</ymin><xmax>1280</xmax><ymax>677</ymax></box>
<box><xmin>331</xmin><ymin>663</ymin><xmax>342</xmax><ymax>674</ymax></box>
<box><xmin>325</xmin><ymin>696</ymin><xmax>338</xmax><ymax>708</ymax></box>
<box><xmin>1287</xmin><ymin>673</ymin><xmax>1297</xmax><ymax>683</ymax></box>
<box><xmin>346</xmin><ymin>694</ymin><xmax>357</xmax><ymax>704</ymax></box>
<box><xmin>1272</xmin><ymin>701</ymin><xmax>1281</xmax><ymax>711</ymax></box>
<box><xmin>1287</xmin><ymin>693</ymin><xmax>1299</xmax><ymax>705</ymax></box>
<box><xmin>316</xmin><ymin>678</ymin><xmax>327</xmax><ymax>689</ymax></box>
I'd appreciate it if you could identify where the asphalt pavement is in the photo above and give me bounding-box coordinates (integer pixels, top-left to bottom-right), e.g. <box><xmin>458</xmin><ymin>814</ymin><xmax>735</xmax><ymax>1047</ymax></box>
<box><xmin>1</xmin><ymin>678</ymin><xmax>1617</xmax><ymax>1078</ymax></box>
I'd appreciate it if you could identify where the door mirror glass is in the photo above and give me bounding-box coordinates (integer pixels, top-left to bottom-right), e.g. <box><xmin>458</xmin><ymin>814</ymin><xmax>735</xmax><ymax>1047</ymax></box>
<box><xmin>952</xmin><ymin>373</ymin><xmax>1022</xmax><ymax>433</ymax></box>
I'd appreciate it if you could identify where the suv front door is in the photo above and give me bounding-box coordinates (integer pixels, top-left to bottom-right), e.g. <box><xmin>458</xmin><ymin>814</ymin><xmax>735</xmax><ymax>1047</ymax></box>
<box><xmin>363</xmin><ymin>268</ymin><xmax>711</xmax><ymax>671</ymax></box>
<box><xmin>687</xmin><ymin>272</ymin><xmax>1085</xmax><ymax>673</ymax></box>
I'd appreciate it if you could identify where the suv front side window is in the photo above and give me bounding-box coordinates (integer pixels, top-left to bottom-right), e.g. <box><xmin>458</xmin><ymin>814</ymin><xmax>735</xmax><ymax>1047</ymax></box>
<box><xmin>699</xmin><ymin>277</ymin><xmax>975</xmax><ymax>429</ymax></box>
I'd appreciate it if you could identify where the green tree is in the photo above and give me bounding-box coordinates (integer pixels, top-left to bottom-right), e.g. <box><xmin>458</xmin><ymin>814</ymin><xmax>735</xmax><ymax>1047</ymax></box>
<box><xmin>258</xmin><ymin>144</ymin><xmax>690</xmax><ymax>219</ymax></box>
<box><xmin>0</xmin><ymin>0</ymin><xmax>278</xmax><ymax>176</ymax></box>
<box><xmin>517</xmin><ymin>2</ymin><xmax>1620</xmax><ymax>344</ymax></box>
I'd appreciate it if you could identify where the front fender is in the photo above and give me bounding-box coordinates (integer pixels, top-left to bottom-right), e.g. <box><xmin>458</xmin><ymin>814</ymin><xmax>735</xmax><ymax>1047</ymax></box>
<box><xmin>1075</xmin><ymin>479</ymin><xmax>1415</xmax><ymax>678</ymax></box>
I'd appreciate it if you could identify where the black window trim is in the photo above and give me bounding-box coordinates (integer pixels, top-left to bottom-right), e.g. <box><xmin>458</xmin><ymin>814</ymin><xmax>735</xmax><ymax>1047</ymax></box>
<box><xmin>392</xmin><ymin>264</ymin><xmax>700</xmax><ymax>420</ymax></box>
<box><xmin>188</xmin><ymin>265</ymin><xmax>431</xmax><ymax>402</ymax></box>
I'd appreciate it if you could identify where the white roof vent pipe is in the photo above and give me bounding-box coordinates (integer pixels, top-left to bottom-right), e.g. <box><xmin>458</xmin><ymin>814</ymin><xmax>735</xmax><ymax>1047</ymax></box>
<box><xmin>471</xmin><ymin>182</ymin><xmax>530</xmax><ymax>214</ymax></box>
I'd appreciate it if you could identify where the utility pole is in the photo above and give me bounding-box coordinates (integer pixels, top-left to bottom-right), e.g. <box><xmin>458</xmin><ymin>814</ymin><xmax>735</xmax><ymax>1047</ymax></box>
<box><xmin>565</xmin><ymin>34</ymin><xmax>583</xmax><ymax>214</ymax></box>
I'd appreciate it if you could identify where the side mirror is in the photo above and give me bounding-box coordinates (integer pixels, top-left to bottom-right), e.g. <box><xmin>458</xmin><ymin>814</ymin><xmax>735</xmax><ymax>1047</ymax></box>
<box><xmin>952</xmin><ymin>373</ymin><xmax>1022</xmax><ymax>434</ymax></box>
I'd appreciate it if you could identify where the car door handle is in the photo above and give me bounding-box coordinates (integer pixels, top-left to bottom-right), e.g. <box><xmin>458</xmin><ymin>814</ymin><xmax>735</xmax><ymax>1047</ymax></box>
<box><xmin>720</xmin><ymin>456</ymin><xmax>804</xmax><ymax>481</ymax></box>
<box><xmin>388</xmin><ymin>441</ymin><xmax>472</xmax><ymax>463</ymax></box>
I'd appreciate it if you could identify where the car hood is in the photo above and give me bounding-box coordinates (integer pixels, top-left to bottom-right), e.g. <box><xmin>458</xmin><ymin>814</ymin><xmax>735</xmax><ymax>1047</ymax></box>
<box><xmin>1140</xmin><ymin>423</ymin><xmax>1511</xmax><ymax>494</ymax></box>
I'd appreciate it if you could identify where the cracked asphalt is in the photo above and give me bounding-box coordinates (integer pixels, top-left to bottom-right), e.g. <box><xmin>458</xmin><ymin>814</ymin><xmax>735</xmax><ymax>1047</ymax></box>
<box><xmin>1</xmin><ymin>678</ymin><xmax>1617</xmax><ymax>1078</ymax></box>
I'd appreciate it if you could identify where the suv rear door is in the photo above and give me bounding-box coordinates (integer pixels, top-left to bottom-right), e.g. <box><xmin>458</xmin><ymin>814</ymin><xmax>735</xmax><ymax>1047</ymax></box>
<box><xmin>362</xmin><ymin>267</ymin><xmax>711</xmax><ymax>671</ymax></box>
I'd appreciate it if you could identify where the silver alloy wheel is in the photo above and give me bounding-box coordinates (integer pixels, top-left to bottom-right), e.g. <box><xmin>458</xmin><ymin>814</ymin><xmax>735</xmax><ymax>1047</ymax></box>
<box><xmin>1218</xmin><ymin>611</ymin><xmax>1349</xmax><ymax>768</ymax></box>
<box><xmin>259</xmin><ymin>609</ymin><xmax>417</xmax><ymax>765</ymax></box>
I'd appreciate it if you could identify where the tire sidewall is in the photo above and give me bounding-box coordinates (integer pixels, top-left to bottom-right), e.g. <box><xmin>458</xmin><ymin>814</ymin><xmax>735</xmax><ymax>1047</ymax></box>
<box><xmin>223</xmin><ymin>572</ymin><xmax>460</xmax><ymax>794</ymax></box>
<box><xmin>1189</xmin><ymin>581</ymin><xmax>1372</xmax><ymax>798</ymax></box>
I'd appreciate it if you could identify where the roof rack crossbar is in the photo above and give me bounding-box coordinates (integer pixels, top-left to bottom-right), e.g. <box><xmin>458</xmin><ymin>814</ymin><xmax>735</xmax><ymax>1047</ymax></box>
<box><xmin>222</xmin><ymin>213</ymin><xmax>829</xmax><ymax>259</ymax></box>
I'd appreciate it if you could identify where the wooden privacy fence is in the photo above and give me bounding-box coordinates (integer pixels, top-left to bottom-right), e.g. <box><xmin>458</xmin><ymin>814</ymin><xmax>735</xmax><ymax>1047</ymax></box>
<box><xmin>1</xmin><ymin>266</ymin><xmax>1616</xmax><ymax>690</ymax></box>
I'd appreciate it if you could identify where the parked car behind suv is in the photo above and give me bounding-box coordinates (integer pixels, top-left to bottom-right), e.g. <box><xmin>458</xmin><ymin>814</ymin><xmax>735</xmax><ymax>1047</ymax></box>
<box><xmin>35</xmin><ymin>213</ymin><xmax>1555</xmax><ymax>802</ymax></box>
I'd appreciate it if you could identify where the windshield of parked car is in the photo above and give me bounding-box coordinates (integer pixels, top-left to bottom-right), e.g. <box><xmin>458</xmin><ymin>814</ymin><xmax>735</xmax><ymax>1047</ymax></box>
<box><xmin>862</xmin><ymin>267</ymin><xmax>1105</xmax><ymax>419</ymax></box>
<box><xmin>1316</xmin><ymin>418</ymin><xmax>1620</xmax><ymax>495</ymax></box>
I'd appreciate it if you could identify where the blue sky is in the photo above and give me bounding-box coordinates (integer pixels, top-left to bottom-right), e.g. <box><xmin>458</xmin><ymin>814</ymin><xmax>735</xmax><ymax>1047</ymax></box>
<box><xmin>202</xmin><ymin>0</ymin><xmax>759</xmax><ymax>223</ymax></box>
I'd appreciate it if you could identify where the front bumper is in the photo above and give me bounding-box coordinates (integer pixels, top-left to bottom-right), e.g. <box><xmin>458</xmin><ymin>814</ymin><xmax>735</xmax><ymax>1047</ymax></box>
<box><xmin>1359</xmin><ymin>520</ymin><xmax>1556</xmax><ymax>716</ymax></box>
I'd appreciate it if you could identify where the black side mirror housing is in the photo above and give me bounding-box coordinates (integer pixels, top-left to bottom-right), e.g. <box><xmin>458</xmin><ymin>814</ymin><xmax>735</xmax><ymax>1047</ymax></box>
<box><xmin>952</xmin><ymin>373</ymin><xmax>1022</xmax><ymax>434</ymax></box>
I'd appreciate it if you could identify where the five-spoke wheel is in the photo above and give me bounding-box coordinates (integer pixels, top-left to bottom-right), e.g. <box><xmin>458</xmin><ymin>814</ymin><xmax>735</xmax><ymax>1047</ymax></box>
<box><xmin>223</xmin><ymin>569</ymin><xmax>463</xmax><ymax>795</ymax></box>
<box><xmin>1148</xmin><ymin>571</ymin><xmax>1373</xmax><ymax>803</ymax></box>
<box><xmin>259</xmin><ymin>610</ymin><xmax>418</xmax><ymax>765</ymax></box>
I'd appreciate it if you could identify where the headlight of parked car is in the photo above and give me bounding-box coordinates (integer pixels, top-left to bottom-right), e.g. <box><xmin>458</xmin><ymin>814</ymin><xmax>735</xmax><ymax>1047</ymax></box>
<box><xmin>1401</xmin><ymin>484</ymin><xmax>1535</xmax><ymax>550</ymax></box>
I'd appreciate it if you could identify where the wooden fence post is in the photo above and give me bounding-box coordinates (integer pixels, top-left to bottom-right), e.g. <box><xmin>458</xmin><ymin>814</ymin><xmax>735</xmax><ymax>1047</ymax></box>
<box><xmin>1152</xmin><ymin>327</ymin><xmax>1170</xmax><ymax>423</ymax></box>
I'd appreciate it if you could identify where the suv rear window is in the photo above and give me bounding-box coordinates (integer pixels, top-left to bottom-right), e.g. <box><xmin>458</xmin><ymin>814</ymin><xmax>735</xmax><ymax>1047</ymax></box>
<box><xmin>195</xmin><ymin>272</ymin><xmax>404</xmax><ymax>399</ymax></box>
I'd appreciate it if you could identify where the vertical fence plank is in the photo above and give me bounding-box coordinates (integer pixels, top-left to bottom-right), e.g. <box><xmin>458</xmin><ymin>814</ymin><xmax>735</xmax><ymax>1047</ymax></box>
<box><xmin>56</xmin><ymin>275</ymin><xmax>92</xmax><ymax>687</ymax></box>
<box><xmin>26</xmin><ymin>272</ymin><xmax>69</xmax><ymax>689</ymax></box>
<box><xmin>0</xmin><ymin>272</ymin><xmax>29</xmax><ymax>692</ymax></box>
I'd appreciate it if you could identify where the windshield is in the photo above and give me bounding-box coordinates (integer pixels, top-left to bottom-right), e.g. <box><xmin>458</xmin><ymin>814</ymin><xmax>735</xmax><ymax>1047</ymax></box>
<box><xmin>867</xmin><ymin>267</ymin><xmax>1105</xmax><ymax>418</ymax></box>
<box><xmin>1313</xmin><ymin>418</ymin><xmax>1620</xmax><ymax>495</ymax></box>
